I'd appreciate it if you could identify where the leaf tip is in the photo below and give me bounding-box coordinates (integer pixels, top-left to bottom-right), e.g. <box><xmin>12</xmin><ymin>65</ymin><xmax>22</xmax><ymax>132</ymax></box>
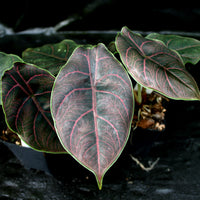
<box><xmin>121</xmin><ymin>26</ymin><xmax>129</xmax><ymax>34</ymax></box>
<box><xmin>97</xmin><ymin>178</ymin><xmax>103</xmax><ymax>190</ymax></box>
<box><xmin>94</xmin><ymin>173</ymin><xmax>104</xmax><ymax>190</ymax></box>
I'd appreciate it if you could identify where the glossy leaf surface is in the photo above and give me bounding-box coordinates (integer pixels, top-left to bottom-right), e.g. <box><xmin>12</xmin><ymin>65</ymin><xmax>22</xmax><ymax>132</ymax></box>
<box><xmin>22</xmin><ymin>39</ymin><xmax>79</xmax><ymax>75</ymax></box>
<box><xmin>116</xmin><ymin>27</ymin><xmax>200</xmax><ymax>100</ymax></box>
<box><xmin>51</xmin><ymin>44</ymin><xmax>134</xmax><ymax>189</ymax></box>
<box><xmin>146</xmin><ymin>33</ymin><xmax>200</xmax><ymax>65</ymax></box>
<box><xmin>0</xmin><ymin>52</ymin><xmax>22</xmax><ymax>105</ymax></box>
<box><xmin>2</xmin><ymin>62</ymin><xmax>66</xmax><ymax>153</ymax></box>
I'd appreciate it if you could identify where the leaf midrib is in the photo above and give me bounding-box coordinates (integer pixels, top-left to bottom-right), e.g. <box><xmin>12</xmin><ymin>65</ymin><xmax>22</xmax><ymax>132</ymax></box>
<box><xmin>146</xmin><ymin>55</ymin><xmax>198</xmax><ymax>96</ymax></box>
<box><xmin>123</xmin><ymin>32</ymin><xmax>199</xmax><ymax>98</ymax></box>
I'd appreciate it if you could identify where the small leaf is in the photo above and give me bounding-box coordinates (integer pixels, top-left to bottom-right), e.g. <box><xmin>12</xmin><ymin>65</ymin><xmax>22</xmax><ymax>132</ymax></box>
<box><xmin>116</xmin><ymin>26</ymin><xmax>200</xmax><ymax>100</ymax></box>
<box><xmin>2</xmin><ymin>62</ymin><xmax>66</xmax><ymax>153</ymax></box>
<box><xmin>22</xmin><ymin>39</ymin><xmax>79</xmax><ymax>75</ymax></box>
<box><xmin>107</xmin><ymin>41</ymin><xmax>117</xmax><ymax>54</ymax></box>
<box><xmin>51</xmin><ymin>43</ymin><xmax>134</xmax><ymax>189</ymax></box>
<box><xmin>146</xmin><ymin>33</ymin><xmax>200</xmax><ymax>65</ymax></box>
<box><xmin>0</xmin><ymin>52</ymin><xmax>23</xmax><ymax>105</ymax></box>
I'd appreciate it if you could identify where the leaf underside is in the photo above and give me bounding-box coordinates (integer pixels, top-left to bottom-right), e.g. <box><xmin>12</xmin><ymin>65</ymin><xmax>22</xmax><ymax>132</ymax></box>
<box><xmin>51</xmin><ymin>43</ymin><xmax>134</xmax><ymax>189</ymax></box>
<box><xmin>116</xmin><ymin>27</ymin><xmax>200</xmax><ymax>100</ymax></box>
<box><xmin>22</xmin><ymin>39</ymin><xmax>79</xmax><ymax>76</ymax></box>
<box><xmin>2</xmin><ymin>62</ymin><xmax>66</xmax><ymax>153</ymax></box>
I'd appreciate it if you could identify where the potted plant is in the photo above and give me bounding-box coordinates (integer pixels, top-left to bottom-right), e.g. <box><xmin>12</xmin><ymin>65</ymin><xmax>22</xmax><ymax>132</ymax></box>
<box><xmin>0</xmin><ymin>26</ymin><xmax>200</xmax><ymax>190</ymax></box>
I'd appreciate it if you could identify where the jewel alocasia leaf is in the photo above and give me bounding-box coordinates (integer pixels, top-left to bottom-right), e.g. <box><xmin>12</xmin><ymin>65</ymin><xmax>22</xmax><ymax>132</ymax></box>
<box><xmin>22</xmin><ymin>39</ymin><xmax>79</xmax><ymax>75</ymax></box>
<box><xmin>51</xmin><ymin>43</ymin><xmax>134</xmax><ymax>189</ymax></box>
<box><xmin>116</xmin><ymin>26</ymin><xmax>200</xmax><ymax>100</ymax></box>
<box><xmin>146</xmin><ymin>33</ymin><xmax>200</xmax><ymax>65</ymax></box>
<box><xmin>2</xmin><ymin>62</ymin><xmax>66</xmax><ymax>153</ymax></box>
<box><xmin>0</xmin><ymin>52</ymin><xmax>22</xmax><ymax>105</ymax></box>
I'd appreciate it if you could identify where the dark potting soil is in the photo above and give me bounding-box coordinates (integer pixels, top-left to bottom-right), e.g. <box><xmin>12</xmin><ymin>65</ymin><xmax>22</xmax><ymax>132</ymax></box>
<box><xmin>0</xmin><ymin>100</ymin><xmax>200</xmax><ymax>200</ymax></box>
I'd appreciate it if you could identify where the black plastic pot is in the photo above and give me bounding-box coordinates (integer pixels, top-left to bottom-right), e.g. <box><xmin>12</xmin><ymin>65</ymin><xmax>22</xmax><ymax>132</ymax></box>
<box><xmin>0</xmin><ymin>108</ymin><xmax>50</xmax><ymax>174</ymax></box>
<box><xmin>0</xmin><ymin>139</ymin><xmax>50</xmax><ymax>173</ymax></box>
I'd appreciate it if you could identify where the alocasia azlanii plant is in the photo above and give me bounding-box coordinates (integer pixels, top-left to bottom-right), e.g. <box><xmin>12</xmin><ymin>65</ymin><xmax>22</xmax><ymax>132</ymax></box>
<box><xmin>0</xmin><ymin>27</ymin><xmax>200</xmax><ymax>189</ymax></box>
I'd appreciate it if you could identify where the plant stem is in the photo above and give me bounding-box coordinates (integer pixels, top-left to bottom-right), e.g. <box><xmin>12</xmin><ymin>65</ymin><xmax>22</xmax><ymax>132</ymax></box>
<box><xmin>137</xmin><ymin>83</ymin><xmax>142</xmax><ymax>104</ymax></box>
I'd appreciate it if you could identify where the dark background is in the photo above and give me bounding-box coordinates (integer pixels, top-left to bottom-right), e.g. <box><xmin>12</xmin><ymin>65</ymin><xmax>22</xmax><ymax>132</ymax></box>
<box><xmin>1</xmin><ymin>2</ymin><xmax>200</xmax><ymax>199</ymax></box>
<box><xmin>0</xmin><ymin>1</ymin><xmax>200</xmax><ymax>32</ymax></box>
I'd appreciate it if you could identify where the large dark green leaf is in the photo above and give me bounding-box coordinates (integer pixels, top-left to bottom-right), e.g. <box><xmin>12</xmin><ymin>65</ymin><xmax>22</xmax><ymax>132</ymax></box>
<box><xmin>2</xmin><ymin>62</ymin><xmax>66</xmax><ymax>153</ymax></box>
<box><xmin>0</xmin><ymin>52</ymin><xmax>22</xmax><ymax>105</ymax></box>
<box><xmin>22</xmin><ymin>39</ymin><xmax>79</xmax><ymax>75</ymax></box>
<box><xmin>51</xmin><ymin>44</ymin><xmax>134</xmax><ymax>189</ymax></box>
<box><xmin>116</xmin><ymin>27</ymin><xmax>200</xmax><ymax>100</ymax></box>
<box><xmin>146</xmin><ymin>33</ymin><xmax>200</xmax><ymax>65</ymax></box>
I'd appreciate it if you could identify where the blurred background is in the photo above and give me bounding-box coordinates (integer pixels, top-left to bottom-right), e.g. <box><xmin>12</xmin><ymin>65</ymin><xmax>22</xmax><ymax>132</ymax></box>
<box><xmin>0</xmin><ymin>1</ymin><xmax>200</xmax><ymax>32</ymax></box>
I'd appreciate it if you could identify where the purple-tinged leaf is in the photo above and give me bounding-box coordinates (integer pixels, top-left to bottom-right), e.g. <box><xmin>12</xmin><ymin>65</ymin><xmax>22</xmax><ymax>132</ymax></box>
<box><xmin>22</xmin><ymin>39</ymin><xmax>79</xmax><ymax>75</ymax></box>
<box><xmin>116</xmin><ymin>27</ymin><xmax>200</xmax><ymax>100</ymax></box>
<box><xmin>51</xmin><ymin>43</ymin><xmax>134</xmax><ymax>189</ymax></box>
<box><xmin>2</xmin><ymin>62</ymin><xmax>66</xmax><ymax>153</ymax></box>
